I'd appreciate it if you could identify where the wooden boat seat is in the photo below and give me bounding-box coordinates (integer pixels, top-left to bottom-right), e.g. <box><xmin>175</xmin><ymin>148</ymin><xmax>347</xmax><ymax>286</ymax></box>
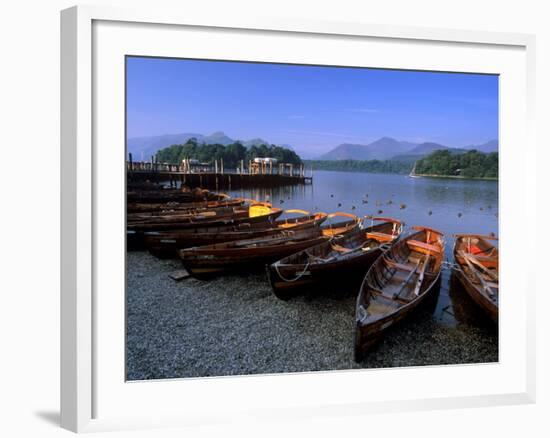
<box><xmin>384</xmin><ymin>257</ymin><xmax>414</xmax><ymax>272</ymax></box>
<box><xmin>407</xmin><ymin>240</ymin><xmax>441</xmax><ymax>255</ymax></box>
<box><xmin>469</xmin><ymin>254</ymin><xmax>498</xmax><ymax>268</ymax></box>
<box><xmin>366</xmin><ymin>232</ymin><xmax>394</xmax><ymax>242</ymax></box>
<box><xmin>372</xmin><ymin>289</ymin><xmax>412</xmax><ymax>305</ymax></box>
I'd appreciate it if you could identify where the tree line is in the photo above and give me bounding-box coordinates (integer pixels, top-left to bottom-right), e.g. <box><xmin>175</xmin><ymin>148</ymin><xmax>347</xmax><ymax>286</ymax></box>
<box><xmin>306</xmin><ymin>149</ymin><xmax>498</xmax><ymax>179</ymax></box>
<box><xmin>415</xmin><ymin>149</ymin><xmax>498</xmax><ymax>179</ymax></box>
<box><xmin>155</xmin><ymin>138</ymin><xmax>302</xmax><ymax>168</ymax></box>
<box><xmin>304</xmin><ymin>159</ymin><xmax>412</xmax><ymax>174</ymax></box>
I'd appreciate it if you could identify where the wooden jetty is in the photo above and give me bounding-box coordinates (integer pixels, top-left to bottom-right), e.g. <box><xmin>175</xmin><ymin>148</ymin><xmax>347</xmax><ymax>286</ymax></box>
<box><xmin>127</xmin><ymin>155</ymin><xmax>313</xmax><ymax>189</ymax></box>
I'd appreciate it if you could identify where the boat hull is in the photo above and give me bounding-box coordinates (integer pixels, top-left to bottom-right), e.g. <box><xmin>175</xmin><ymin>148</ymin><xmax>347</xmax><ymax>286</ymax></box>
<box><xmin>267</xmin><ymin>219</ymin><xmax>403</xmax><ymax>300</ymax></box>
<box><xmin>180</xmin><ymin>236</ymin><xmax>328</xmax><ymax>279</ymax></box>
<box><xmin>353</xmin><ymin>227</ymin><xmax>445</xmax><ymax>362</ymax></box>
<box><xmin>452</xmin><ymin>235</ymin><xmax>498</xmax><ymax>323</ymax></box>
<box><xmin>267</xmin><ymin>247</ymin><xmax>383</xmax><ymax>300</ymax></box>
<box><xmin>453</xmin><ymin>267</ymin><xmax>498</xmax><ymax>322</ymax></box>
<box><xmin>127</xmin><ymin>209</ymin><xmax>283</xmax><ymax>250</ymax></box>
<box><xmin>144</xmin><ymin>214</ymin><xmax>326</xmax><ymax>258</ymax></box>
<box><xmin>354</xmin><ymin>274</ymin><xmax>442</xmax><ymax>361</ymax></box>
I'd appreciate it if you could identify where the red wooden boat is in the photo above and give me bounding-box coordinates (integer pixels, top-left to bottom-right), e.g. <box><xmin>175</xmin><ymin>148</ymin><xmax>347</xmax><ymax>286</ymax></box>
<box><xmin>453</xmin><ymin>234</ymin><xmax>499</xmax><ymax>322</ymax></box>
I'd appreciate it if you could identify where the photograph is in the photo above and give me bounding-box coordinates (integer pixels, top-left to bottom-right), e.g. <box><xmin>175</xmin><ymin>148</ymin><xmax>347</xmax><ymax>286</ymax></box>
<box><xmin>125</xmin><ymin>56</ymin><xmax>499</xmax><ymax>380</ymax></box>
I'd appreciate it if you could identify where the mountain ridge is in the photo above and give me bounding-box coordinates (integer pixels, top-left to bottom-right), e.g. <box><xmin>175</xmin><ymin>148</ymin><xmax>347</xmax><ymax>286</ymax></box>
<box><xmin>127</xmin><ymin>131</ymin><xmax>498</xmax><ymax>162</ymax></box>
<box><xmin>318</xmin><ymin>137</ymin><xmax>498</xmax><ymax>161</ymax></box>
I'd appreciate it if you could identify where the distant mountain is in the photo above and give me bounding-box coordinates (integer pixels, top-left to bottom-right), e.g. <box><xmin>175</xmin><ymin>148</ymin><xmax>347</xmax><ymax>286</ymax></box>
<box><xmin>466</xmin><ymin>139</ymin><xmax>498</xmax><ymax>153</ymax></box>
<box><xmin>366</xmin><ymin>137</ymin><xmax>416</xmax><ymax>160</ymax></box>
<box><xmin>127</xmin><ymin>131</ymin><xmax>287</xmax><ymax>160</ymax></box>
<box><xmin>242</xmin><ymin>138</ymin><xmax>271</xmax><ymax>148</ymax></box>
<box><xmin>127</xmin><ymin>133</ymin><xmax>204</xmax><ymax>160</ymax></box>
<box><xmin>202</xmin><ymin>131</ymin><xmax>234</xmax><ymax>146</ymax></box>
<box><xmin>406</xmin><ymin>142</ymin><xmax>448</xmax><ymax>156</ymax></box>
<box><xmin>127</xmin><ymin>130</ymin><xmax>498</xmax><ymax>163</ymax></box>
<box><xmin>319</xmin><ymin>137</ymin><xmax>499</xmax><ymax>162</ymax></box>
<box><xmin>318</xmin><ymin>137</ymin><xmax>417</xmax><ymax>160</ymax></box>
<box><xmin>391</xmin><ymin>147</ymin><xmax>468</xmax><ymax>164</ymax></box>
<box><xmin>318</xmin><ymin>143</ymin><xmax>371</xmax><ymax>160</ymax></box>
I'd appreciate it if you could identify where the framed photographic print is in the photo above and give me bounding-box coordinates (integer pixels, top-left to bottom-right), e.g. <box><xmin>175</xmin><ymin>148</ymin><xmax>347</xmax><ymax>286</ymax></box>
<box><xmin>61</xmin><ymin>4</ymin><xmax>536</xmax><ymax>433</ymax></box>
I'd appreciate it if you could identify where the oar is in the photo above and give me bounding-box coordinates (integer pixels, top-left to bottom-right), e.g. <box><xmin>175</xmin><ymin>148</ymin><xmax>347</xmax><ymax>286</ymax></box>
<box><xmin>412</xmin><ymin>256</ymin><xmax>429</xmax><ymax>296</ymax></box>
<box><xmin>458</xmin><ymin>250</ymin><xmax>497</xmax><ymax>298</ymax></box>
<box><xmin>392</xmin><ymin>256</ymin><xmax>424</xmax><ymax>300</ymax></box>
<box><xmin>462</xmin><ymin>252</ymin><xmax>498</xmax><ymax>281</ymax></box>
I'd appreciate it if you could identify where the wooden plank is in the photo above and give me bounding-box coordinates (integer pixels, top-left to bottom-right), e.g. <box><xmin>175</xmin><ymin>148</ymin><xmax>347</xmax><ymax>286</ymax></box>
<box><xmin>384</xmin><ymin>258</ymin><xmax>414</xmax><ymax>272</ymax></box>
<box><xmin>366</xmin><ymin>232</ymin><xmax>394</xmax><ymax>242</ymax></box>
<box><xmin>407</xmin><ymin>239</ymin><xmax>441</xmax><ymax>254</ymax></box>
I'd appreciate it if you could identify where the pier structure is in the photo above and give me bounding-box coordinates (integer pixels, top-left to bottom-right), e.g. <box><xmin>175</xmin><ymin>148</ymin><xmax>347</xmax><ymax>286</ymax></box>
<box><xmin>127</xmin><ymin>154</ymin><xmax>313</xmax><ymax>189</ymax></box>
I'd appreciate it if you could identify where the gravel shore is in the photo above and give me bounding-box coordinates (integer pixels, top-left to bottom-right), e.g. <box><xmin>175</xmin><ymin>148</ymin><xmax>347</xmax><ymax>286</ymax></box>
<box><xmin>126</xmin><ymin>251</ymin><xmax>498</xmax><ymax>380</ymax></box>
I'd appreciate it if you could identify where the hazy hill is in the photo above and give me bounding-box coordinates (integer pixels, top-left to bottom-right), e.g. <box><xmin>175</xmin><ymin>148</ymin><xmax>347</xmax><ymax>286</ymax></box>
<box><xmin>127</xmin><ymin>131</ymin><xmax>278</xmax><ymax>160</ymax></box>
<box><xmin>127</xmin><ymin>130</ymin><xmax>498</xmax><ymax>163</ymax></box>
<box><xmin>319</xmin><ymin>137</ymin><xmax>416</xmax><ymax>161</ymax></box>
<box><xmin>318</xmin><ymin>143</ymin><xmax>371</xmax><ymax>160</ymax></box>
<box><xmin>202</xmin><ymin>131</ymin><xmax>234</xmax><ymax>146</ymax></box>
<box><xmin>242</xmin><ymin>138</ymin><xmax>271</xmax><ymax>148</ymax></box>
<box><xmin>319</xmin><ymin>137</ymin><xmax>498</xmax><ymax>161</ymax></box>
<box><xmin>466</xmin><ymin>139</ymin><xmax>498</xmax><ymax>153</ymax></box>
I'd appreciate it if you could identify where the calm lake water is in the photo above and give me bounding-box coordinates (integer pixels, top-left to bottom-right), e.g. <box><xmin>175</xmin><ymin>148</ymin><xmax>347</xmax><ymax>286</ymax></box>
<box><xmin>228</xmin><ymin>170</ymin><xmax>499</xmax><ymax>328</ymax></box>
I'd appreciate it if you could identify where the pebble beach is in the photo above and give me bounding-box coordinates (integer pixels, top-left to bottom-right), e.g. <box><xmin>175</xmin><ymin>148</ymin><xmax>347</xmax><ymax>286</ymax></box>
<box><xmin>126</xmin><ymin>251</ymin><xmax>498</xmax><ymax>380</ymax></box>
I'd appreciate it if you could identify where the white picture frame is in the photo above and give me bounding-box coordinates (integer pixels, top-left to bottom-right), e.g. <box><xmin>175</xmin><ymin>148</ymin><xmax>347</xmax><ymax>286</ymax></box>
<box><xmin>60</xmin><ymin>4</ymin><xmax>536</xmax><ymax>433</ymax></box>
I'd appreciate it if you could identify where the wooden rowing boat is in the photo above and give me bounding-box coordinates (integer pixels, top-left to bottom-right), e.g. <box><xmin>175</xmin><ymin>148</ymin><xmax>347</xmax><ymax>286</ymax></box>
<box><xmin>354</xmin><ymin>226</ymin><xmax>445</xmax><ymax>361</ymax></box>
<box><xmin>127</xmin><ymin>187</ymin><xmax>226</xmax><ymax>203</ymax></box>
<box><xmin>144</xmin><ymin>210</ymin><xmax>328</xmax><ymax>258</ymax></box>
<box><xmin>453</xmin><ymin>234</ymin><xmax>499</xmax><ymax>322</ymax></box>
<box><xmin>128</xmin><ymin>204</ymin><xmax>253</xmax><ymax>223</ymax></box>
<box><xmin>178</xmin><ymin>228</ymin><xmax>329</xmax><ymax>279</ymax></box>
<box><xmin>320</xmin><ymin>212</ymin><xmax>361</xmax><ymax>237</ymax></box>
<box><xmin>128</xmin><ymin>203</ymin><xmax>281</xmax><ymax>229</ymax></box>
<box><xmin>127</xmin><ymin>204</ymin><xmax>283</xmax><ymax>250</ymax></box>
<box><xmin>267</xmin><ymin>217</ymin><xmax>403</xmax><ymax>300</ymax></box>
<box><xmin>127</xmin><ymin>197</ymin><xmax>244</xmax><ymax>214</ymax></box>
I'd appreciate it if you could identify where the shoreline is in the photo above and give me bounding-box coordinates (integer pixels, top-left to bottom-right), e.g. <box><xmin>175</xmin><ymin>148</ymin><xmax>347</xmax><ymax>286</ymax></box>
<box><xmin>410</xmin><ymin>173</ymin><xmax>498</xmax><ymax>181</ymax></box>
<box><xmin>307</xmin><ymin>168</ymin><xmax>498</xmax><ymax>181</ymax></box>
<box><xmin>126</xmin><ymin>251</ymin><xmax>498</xmax><ymax>380</ymax></box>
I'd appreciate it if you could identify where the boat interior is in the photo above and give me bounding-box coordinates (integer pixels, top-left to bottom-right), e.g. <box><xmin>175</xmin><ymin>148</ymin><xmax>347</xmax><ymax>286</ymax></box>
<box><xmin>455</xmin><ymin>235</ymin><xmax>499</xmax><ymax>302</ymax></box>
<box><xmin>281</xmin><ymin>220</ymin><xmax>402</xmax><ymax>266</ymax></box>
<box><xmin>360</xmin><ymin>229</ymin><xmax>444</xmax><ymax>320</ymax></box>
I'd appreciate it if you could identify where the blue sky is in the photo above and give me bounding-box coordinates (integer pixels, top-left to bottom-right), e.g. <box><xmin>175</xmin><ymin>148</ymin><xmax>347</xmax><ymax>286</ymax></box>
<box><xmin>126</xmin><ymin>56</ymin><xmax>498</xmax><ymax>157</ymax></box>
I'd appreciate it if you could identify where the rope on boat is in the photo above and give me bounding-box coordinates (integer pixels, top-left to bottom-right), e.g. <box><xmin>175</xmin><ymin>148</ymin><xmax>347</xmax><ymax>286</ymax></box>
<box><xmin>441</xmin><ymin>260</ymin><xmax>460</xmax><ymax>271</ymax></box>
<box><xmin>273</xmin><ymin>260</ymin><xmax>312</xmax><ymax>282</ymax></box>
